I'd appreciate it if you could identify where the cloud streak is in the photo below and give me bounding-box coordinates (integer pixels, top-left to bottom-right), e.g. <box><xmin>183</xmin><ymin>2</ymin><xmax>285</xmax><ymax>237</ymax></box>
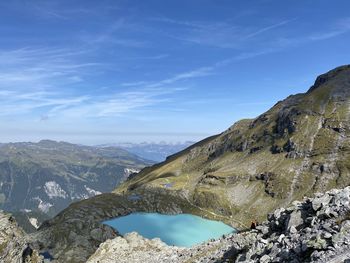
<box><xmin>2</xmin><ymin>14</ymin><xmax>347</xmax><ymax>121</ymax></box>
<box><xmin>0</xmin><ymin>47</ymin><xmax>204</xmax><ymax>119</ymax></box>
<box><xmin>152</xmin><ymin>16</ymin><xmax>295</xmax><ymax>49</ymax></box>
<box><xmin>0</xmin><ymin>47</ymin><xmax>97</xmax><ymax>91</ymax></box>
<box><xmin>243</xmin><ymin>18</ymin><xmax>297</xmax><ymax>39</ymax></box>
<box><xmin>0</xmin><ymin>86</ymin><xmax>180</xmax><ymax>119</ymax></box>
<box><xmin>121</xmin><ymin>67</ymin><xmax>213</xmax><ymax>88</ymax></box>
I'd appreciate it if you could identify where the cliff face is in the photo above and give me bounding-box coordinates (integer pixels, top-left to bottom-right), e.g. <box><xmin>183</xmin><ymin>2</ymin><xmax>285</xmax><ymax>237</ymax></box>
<box><xmin>116</xmin><ymin>65</ymin><xmax>350</xmax><ymax>227</ymax></box>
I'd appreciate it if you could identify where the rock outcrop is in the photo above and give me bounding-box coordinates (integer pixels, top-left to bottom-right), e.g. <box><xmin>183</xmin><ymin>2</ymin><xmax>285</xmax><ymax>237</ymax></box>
<box><xmin>88</xmin><ymin>186</ymin><xmax>350</xmax><ymax>263</ymax></box>
<box><xmin>0</xmin><ymin>211</ymin><xmax>43</xmax><ymax>263</ymax></box>
<box><xmin>87</xmin><ymin>232</ymin><xmax>186</xmax><ymax>263</ymax></box>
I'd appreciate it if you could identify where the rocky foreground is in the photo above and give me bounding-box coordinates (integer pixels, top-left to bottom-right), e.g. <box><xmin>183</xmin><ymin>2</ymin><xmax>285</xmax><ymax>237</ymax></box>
<box><xmin>2</xmin><ymin>186</ymin><xmax>350</xmax><ymax>262</ymax></box>
<box><xmin>0</xmin><ymin>212</ymin><xmax>42</xmax><ymax>263</ymax></box>
<box><xmin>87</xmin><ymin>186</ymin><xmax>350</xmax><ymax>263</ymax></box>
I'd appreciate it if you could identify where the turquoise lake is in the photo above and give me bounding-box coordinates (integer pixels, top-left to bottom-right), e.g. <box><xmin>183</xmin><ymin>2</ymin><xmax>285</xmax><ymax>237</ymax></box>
<box><xmin>104</xmin><ymin>213</ymin><xmax>235</xmax><ymax>247</ymax></box>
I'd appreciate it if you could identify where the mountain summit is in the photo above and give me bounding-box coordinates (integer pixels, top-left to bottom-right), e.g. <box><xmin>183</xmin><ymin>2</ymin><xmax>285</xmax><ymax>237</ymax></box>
<box><xmin>116</xmin><ymin>65</ymin><xmax>350</xmax><ymax>226</ymax></box>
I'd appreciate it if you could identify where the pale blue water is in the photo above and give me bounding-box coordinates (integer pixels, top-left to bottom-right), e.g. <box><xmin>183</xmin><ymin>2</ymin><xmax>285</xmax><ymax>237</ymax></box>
<box><xmin>104</xmin><ymin>213</ymin><xmax>235</xmax><ymax>247</ymax></box>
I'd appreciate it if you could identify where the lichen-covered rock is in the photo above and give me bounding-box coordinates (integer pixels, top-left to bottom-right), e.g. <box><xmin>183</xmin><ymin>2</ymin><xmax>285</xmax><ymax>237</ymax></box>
<box><xmin>312</xmin><ymin>194</ymin><xmax>333</xmax><ymax>211</ymax></box>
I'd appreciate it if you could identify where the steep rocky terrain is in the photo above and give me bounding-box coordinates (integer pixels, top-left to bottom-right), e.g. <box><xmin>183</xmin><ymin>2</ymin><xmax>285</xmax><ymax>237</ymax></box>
<box><xmin>0</xmin><ymin>140</ymin><xmax>150</xmax><ymax>217</ymax></box>
<box><xmin>0</xmin><ymin>211</ymin><xmax>43</xmax><ymax>263</ymax></box>
<box><xmin>116</xmin><ymin>65</ymin><xmax>350</xmax><ymax>227</ymax></box>
<box><xmin>87</xmin><ymin>186</ymin><xmax>350</xmax><ymax>263</ymax></box>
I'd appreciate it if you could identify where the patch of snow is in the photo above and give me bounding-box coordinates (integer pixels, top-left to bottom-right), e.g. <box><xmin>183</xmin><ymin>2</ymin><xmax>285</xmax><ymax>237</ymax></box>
<box><xmin>84</xmin><ymin>185</ymin><xmax>102</xmax><ymax>196</ymax></box>
<box><xmin>29</xmin><ymin>218</ymin><xmax>39</xmax><ymax>229</ymax></box>
<box><xmin>81</xmin><ymin>194</ymin><xmax>90</xmax><ymax>199</ymax></box>
<box><xmin>33</xmin><ymin>197</ymin><xmax>53</xmax><ymax>213</ymax></box>
<box><xmin>44</xmin><ymin>181</ymin><xmax>68</xmax><ymax>199</ymax></box>
<box><xmin>72</xmin><ymin>193</ymin><xmax>90</xmax><ymax>200</ymax></box>
<box><xmin>124</xmin><ymin>168</ymin><xmax>140</xmax><ymax>176</ymax></box>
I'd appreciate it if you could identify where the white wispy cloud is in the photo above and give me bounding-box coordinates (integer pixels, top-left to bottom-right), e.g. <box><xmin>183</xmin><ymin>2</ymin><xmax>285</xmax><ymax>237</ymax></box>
<box><xmin>121</xmin><ymin>67</ymin><xmax>213</xmax><ymax>88</ymax></box>
<box><xmin>125</xmin><ymin>54</ymin><xmax>169</xmax><ymax>60</ymax></box>
<box><xmin>0</xmin><ymin>47</ymin><xmax>95</xmax><ymax>118</ymax></box>
<box><xmin>152</xmin><ymin>16</ymin><xmax>295</xmax><ymax>49</ymax></box>
<box><xmin>243</xmin><ymin>18</ymin><xmax>297</xmax><ymax>39</ymax></box>
<box><xmin>79</xmin><ymin>19</ymin><xmax>150</xmax><ymax>48</ymax></box>
<box><xmin>0</xmin><ymin>86</ymin><xmax>181</xmax><ymax>119</ymax></box>
<box><xmin>0</xmin><ymin>47</ymin><xmax>96</xmax><ymax>89</ymax></box>
<box><xmin>1</xmin><ymin>13</ymin><xmax>349</xmax><ymax>125</ymax></box>
<box><xmin>0</xmin><ymin>89</ymin><xmax>89</xmax><ymax>116</ymax></box>
<box><xmin>89</xmin><ymin>67</ymin><xmax>216</xmax><ymax>118</ymax></box>
<box><xmin>274</xmin><ymin>17</ymin><xmax>350</xmax><ymax>48</ymax></box>
<box><xmin>46</xmin><ymin>86</ymin><xmax>186</xmax><ymax>118</ymax></box>
<box><xmin>7</xmin><ymin>1</ymin><xmax>118</xmax><ymax>21</ymax></box>
<box><xmin>0</xmin><ymin>47</ymin><xmax>198</xmax><ymax>119</ymax></box>
<box><xmin>309</xmin><ymin>18</ymin><xmax>350</xmax><ymax>41</ymax></box>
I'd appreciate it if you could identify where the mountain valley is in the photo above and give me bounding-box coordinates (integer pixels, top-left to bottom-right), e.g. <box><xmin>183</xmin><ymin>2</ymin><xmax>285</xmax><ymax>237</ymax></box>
<box><xmin>2</xmin><ymin>65</ymin><xmax>350</xmax><ymax>263</ymax></box>
<box><xmin>0</xmin><ymin>140</ymin><xmax>150</xmax><ymax>231</ymax></box>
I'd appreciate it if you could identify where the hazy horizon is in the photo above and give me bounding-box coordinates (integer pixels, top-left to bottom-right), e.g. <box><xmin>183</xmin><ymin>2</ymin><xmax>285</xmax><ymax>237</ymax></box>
<box><xmin>0</xmin><ymin>137</ymin><xmax>197</xmax><ymax>146</ymax></box>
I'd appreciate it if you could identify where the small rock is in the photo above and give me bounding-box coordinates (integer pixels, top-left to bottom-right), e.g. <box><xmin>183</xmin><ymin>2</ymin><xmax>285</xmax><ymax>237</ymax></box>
<box><xmin>256</xmin><ymin>225</ymin><xmax>269</xmax><ymax>235</ymax></box>
<box><xmin>260</xmin><ymin>238</ymin><xmax>269</xmax><ymax>244</ymax></box>
<box><xmin>286</xmin><ymin>210</ymin><xmax>304</xmax><ymax>230</ymax></box>
<box><xmin>278</xmin><ymin>234</ymin><xmax>285</xmax><ymax>243</ymax></box>
<box><xmin>322</xmin><ymin>232</ymin><xmax>332</xmax><ymax>239</ymax></box>
<box><xmin>312</xmin><ymin>194</ymin><xmax>332</xmax><ymax>211</ymax></box>
<box><xmin>289</xmin><ymin>226</ymin><xmax>298</xmax><ymax>234</ymax></box>
<box><xmin>260</xmin><ymin>254</ymin><xmax>271</xmax><ymax>263</ymax></box>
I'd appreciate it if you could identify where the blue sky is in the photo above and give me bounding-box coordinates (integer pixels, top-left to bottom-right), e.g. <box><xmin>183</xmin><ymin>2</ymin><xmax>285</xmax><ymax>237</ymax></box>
<box><xmin>0</xmin><ymin>0</ymin><xmax>350</xmax><ymax>144</ymax></box>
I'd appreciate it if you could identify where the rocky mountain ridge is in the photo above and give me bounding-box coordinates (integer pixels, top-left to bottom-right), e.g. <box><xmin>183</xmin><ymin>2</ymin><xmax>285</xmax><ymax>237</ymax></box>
<box><xmin>116</xmin><ymin>65</ymin><xmax>350</xmax><ymax>227</ymax></box>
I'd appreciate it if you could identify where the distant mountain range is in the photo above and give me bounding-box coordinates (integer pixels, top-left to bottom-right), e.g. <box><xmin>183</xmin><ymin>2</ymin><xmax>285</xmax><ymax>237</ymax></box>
<box><xmin>99</xmin><ymin>142</ymin><xmax>195</xmax><ymax>162</ymax></box>
<box><xmin>0</xmin><ymin>140</ymin><xmax>150</xmax><ymax>219</ymax></box>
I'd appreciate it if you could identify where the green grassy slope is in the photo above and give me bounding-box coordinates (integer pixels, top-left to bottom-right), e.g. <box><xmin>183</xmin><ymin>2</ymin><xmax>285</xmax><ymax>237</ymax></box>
<box><xmin>116</xmin><ymin>65</ymin><xmax>350</xmax><ymax>227</ymax></box>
